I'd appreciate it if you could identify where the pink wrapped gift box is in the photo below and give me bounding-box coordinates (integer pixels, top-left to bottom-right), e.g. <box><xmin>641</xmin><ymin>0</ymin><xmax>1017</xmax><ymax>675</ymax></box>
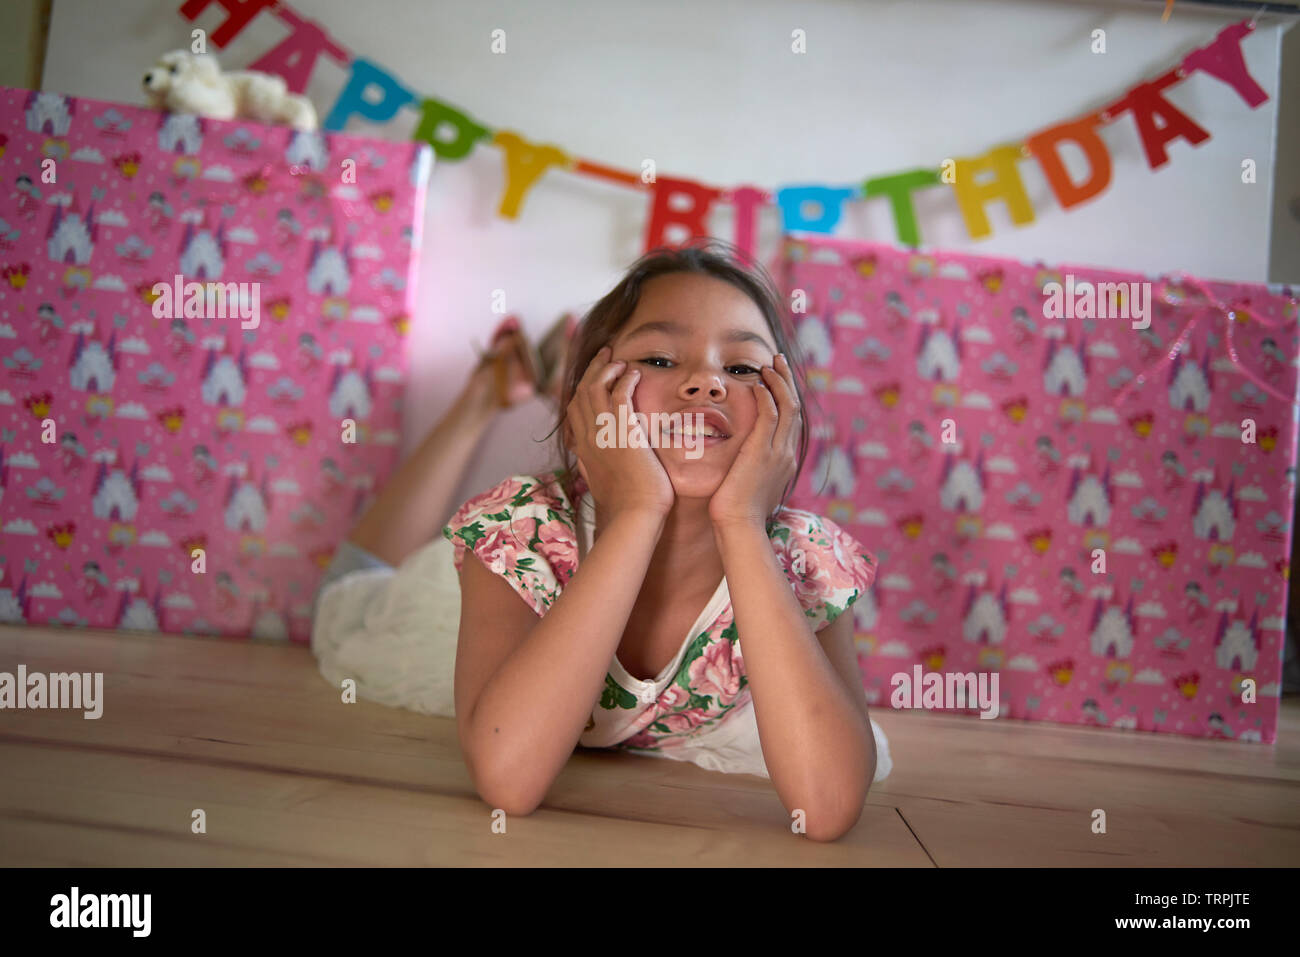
<box><xmin>0</xmin><ymin>86</ymin><xmax>431</xmax><ymax>643</ymax></box>
<box><xmin>780</xmin><ymin>234</ymin><xmax>1299</xmax><ymax>743</ymax></box>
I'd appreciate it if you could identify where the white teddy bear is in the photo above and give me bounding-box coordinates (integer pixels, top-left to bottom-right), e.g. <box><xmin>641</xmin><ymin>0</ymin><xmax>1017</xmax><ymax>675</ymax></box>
<box><xmin>142</xmin><ymin>49</ymin><xmax>318</xmax><ymax>131</ymax></box>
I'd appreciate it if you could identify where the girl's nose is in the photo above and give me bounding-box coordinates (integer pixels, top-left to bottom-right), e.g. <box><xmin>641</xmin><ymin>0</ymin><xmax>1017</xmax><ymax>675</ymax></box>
<box><xmin>679</xmin><ymin>369</ymin><xmax>726</xmax><ymax>401</ymax></box>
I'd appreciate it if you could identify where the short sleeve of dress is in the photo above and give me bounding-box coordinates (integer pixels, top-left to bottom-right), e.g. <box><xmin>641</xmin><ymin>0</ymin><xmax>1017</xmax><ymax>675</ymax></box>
<box><xmin>770</xmin><ymin>509</ymin><xmax>878</xmax><ymax>632</ymax></box>
<box><xmin>441</xmin><ymin>472</ymin><xmax>578</xmax><ymax>617</ymax></box>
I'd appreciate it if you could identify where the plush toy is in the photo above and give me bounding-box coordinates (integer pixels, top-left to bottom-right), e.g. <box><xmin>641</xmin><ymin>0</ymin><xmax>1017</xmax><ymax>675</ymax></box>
<box><xmin>142</xmin><ymin>50</ymin><xmax>318</xmax><ymax>131</ymax></box>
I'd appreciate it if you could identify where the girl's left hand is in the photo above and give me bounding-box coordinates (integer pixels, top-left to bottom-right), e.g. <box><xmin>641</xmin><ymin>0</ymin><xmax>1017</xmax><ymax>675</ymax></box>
<box><xmin>708</xmin><ymin>354</ymin><xmax>801</xmax><ymax>530</ymax></box>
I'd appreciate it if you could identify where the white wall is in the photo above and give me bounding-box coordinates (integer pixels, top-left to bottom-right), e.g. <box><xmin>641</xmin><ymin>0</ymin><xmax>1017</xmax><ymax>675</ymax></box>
<box><xmin>41</xmin><ymin>0</ymin><xmax>1296</xmax><ymax>519</ymax></box>
<box><xmin>1270</xmin><ymin>16</ymin><xmax>1300</xmax><ymax>285</ymax></box>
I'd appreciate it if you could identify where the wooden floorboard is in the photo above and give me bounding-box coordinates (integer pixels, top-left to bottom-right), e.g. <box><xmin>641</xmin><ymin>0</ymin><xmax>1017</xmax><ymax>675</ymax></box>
<box><xmin>1</xmin><ymin>624</ymin><xmax>1296</xmax><ymax>866</ymax></box>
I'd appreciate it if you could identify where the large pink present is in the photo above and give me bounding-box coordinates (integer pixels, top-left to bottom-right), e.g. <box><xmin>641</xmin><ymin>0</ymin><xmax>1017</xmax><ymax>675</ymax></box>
<box><xmin>0</xmin><ymin>86</ymin><xmax>431</xmax><ymax>643</ymax></box>
<box><xmin>780</xmin><ymin>234</ymin><xmax>1299</xmax><ymax>743</ymax></box>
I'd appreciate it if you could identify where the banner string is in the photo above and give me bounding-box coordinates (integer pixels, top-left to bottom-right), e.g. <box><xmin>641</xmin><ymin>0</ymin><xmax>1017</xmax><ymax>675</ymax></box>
<box><xmin>188</xmin><ymin>0</ymin><xmax>1271</xmax><ymax>235</ymax></box>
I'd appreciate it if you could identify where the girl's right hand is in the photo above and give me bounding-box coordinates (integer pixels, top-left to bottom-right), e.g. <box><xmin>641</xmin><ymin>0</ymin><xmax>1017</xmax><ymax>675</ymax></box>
<box><xmin>566</xmin><ymin>346</ymin><xmax>674</xmax><ymax>520</ymax></box>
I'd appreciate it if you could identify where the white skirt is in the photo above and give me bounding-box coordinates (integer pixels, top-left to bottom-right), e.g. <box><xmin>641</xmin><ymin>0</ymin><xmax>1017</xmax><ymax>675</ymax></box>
<box><xmin>311</xmin><ymin>534</ymin><xmax>892</xmax><ymax>783</ymax></box>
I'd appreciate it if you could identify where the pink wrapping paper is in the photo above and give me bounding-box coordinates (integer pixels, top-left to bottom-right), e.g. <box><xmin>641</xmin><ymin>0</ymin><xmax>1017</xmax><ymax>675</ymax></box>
<box><xmin>781</xmin><ymin>234</ymin><xmax>1300</xmax><ymax>743</ymax></box>
<box><xmin>0</xmin><ymin>86</ymin><xmax>431</xmax><ymax>643</ymax></box>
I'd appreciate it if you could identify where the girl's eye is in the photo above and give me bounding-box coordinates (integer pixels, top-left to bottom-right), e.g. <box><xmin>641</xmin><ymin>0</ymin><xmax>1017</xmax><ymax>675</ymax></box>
<box><xmin>638</xmin><ymin>357</ymin><xmax>761</xmax><ymax>375</ymax></box>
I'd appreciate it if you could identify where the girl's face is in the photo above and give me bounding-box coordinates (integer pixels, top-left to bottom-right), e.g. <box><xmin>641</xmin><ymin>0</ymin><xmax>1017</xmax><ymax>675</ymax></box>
<box><xmin>608</xmin><ymin>272</ymin><xmax>778</xmax><ymax>500</ymax></box>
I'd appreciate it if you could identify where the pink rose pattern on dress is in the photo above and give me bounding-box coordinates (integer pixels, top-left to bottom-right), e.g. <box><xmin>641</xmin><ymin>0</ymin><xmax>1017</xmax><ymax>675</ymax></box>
<box><xmin>445</xmin><ymin>477</ymin><xmax>525</xmax><ymax>538</ymax></box>
<box><xmin>689</xmin><ymin>638</ymin><xmax>745</xmax><ymax>707</ymax></box>
<box><xmin>444</xmin><ymin>474</ymin><xmax>562</xmax><ymax>616</ymax></box>
<box><xmin>444</xmin><ymin>470</ymin><xmax>877</xmax><ymax>752</ymax></box>
<box><xmin>786</xmin><ymin>518</ymin><xmax>875</xmax><ymax>626</ymax></box>
<box><xmin>538</xmin><ymin>520</ymin><xmax>578</xmax><ymax>583</ymax></box>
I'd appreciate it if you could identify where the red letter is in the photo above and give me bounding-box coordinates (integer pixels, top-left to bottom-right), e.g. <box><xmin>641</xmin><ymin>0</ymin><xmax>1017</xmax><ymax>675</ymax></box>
<box><xmin>247</xmin><ymin>7</ymin><xmax>349</xmax><ymax>94</ymax></box>
<box><xmin>645</xmin><ymin>177</ymin><xmax>722</xmax><ymax>252</ymax></box>
<box><xmin>1113</xmin><ymin>73</ymin><xmax>1210</xmax><ymax>170</ymax></box>
<box><xmin>179</xmin><ymin>0</ymin><xmax>275</xmax><ymax>48</ymax></box>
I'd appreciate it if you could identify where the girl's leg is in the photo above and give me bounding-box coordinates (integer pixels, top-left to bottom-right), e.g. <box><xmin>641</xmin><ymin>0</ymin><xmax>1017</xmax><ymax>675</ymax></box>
<box><xmin>345</xmin><ymin>325</ymin><xmax>532</xmax><ymax>568</ymax></box>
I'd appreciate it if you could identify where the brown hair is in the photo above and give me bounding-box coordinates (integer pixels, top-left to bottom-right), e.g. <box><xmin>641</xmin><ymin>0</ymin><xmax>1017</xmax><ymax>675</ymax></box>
<box><xmin>543</xmin><ymin>238</ymin><xmax>822</xmax><ymax>526</ymax></box>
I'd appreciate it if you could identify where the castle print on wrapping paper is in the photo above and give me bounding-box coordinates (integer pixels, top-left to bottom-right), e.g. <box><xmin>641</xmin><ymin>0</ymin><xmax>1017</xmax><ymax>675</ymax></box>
<box><xmin>780</xmin><ymin>233</ymin><xmax>1299</xmax><ymax>744</ymax></box>
<box><xmin>0</xmin><ymin>85</ymin><xmax>431</xmax><ymax>641</ymax></box>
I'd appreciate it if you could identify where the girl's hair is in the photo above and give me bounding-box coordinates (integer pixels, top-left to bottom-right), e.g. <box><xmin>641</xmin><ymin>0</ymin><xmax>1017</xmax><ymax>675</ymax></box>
<box><xmin>544</xmin><ymin>238</ymin><xmax>822</xmax><ymax>524</ymax></box>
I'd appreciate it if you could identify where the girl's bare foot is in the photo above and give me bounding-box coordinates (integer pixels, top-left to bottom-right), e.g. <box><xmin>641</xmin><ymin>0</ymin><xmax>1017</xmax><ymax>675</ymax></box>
<box><xmin>467</xmin><ymin>316</ymin><xmax>539</xmax><ymax>411</ymax></box>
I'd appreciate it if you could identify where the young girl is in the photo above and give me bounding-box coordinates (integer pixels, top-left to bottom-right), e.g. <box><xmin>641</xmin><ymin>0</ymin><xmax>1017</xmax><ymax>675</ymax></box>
<box><xmin>312</xmin><ymin>241</ymin><xmax>891</xmax><ymax>842</ymax></box>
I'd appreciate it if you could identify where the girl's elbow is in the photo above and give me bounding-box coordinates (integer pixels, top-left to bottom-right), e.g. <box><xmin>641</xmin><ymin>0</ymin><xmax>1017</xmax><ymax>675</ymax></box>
<box><xmin>800</xmin><ymin>776</ymin><xmax>869</xmax><ymax>841</ymax></box>
<box><xmin>803</xmin><ymin>792</ymin><xmax>866</xmax><ymax>841</ymax></box>
<box><xmin>805</xmin><ymin>811</ymin><xmax>860</xmax><ymax>843</ymax></box>
<box><xmin>470</xmin><ymin>751</ymin><xmax>548</xmax><ymax>817</ymax></box>
<box><xmin>478</xmin><ymin>787</ymin><xmax>541</xmax><ymax>818</ymax></box>
<box><xmin>474</xmin><ymin>767</ymin><xmax>543</xmax><ymax>817</ymax></box>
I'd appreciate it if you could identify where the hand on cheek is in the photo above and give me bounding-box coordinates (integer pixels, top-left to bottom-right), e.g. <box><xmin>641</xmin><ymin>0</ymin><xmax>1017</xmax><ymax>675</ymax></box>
<box><xmin>708</xmin><ymin>355</ymin><xmax>800</xmax><ymax>529</ymax></box>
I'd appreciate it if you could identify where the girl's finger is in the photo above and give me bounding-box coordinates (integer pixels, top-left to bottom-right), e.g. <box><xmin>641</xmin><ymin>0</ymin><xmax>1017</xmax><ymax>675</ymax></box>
<box><xmin>567</xmin><ymin>396</ymin><xmax>591</xmax><ymax>455</ymax></box>
<box><xmin>617</xmin><ymin>368</ymin><xmax>643</xmax><ymax>439</ymax></box>
<box><xmin>767</xmin><ymin>356</ymin><xmax>796</xmax><ymax>409</ymax></box>
<box><xmin>574</xmin><ymin>359</ymin><xmax>612</xmax><ymax>444</ymax></box>
<box><xmin>577</xmin><ymin>345</ymin><xmax>616</xmax><ymax>389</ymax></box>
<box><xmin>589</xmin><ymin>358</ymin><xmax>627</xmax><ymax>418</ymax></box>
<box><xmin>753</xmin><ymin>373</ymin><xmax>779</xmax><ymax>448</ymax></box>
<box><xmin>765</xmin><ymin>360</ymin><xmax>797</xmax><ymax>451</ymax></box>
<box><xmin>776</xmin><ymin>353</ymin><xmax>796</xmax><ymax>388</ymax></box>
<box><xmin>619</xmin><ymin>367</ymin><xmax>640</xmax><ymax>406</ymax></box>
<box><xmin>571</xmin><ymin>348</ymin><xmax>610</xmax><ymax>434</ymax></box>
<box><xmin>569</xmin><ymin>372</ymin><xmax>592</xmax><ymax>438</ymax></box>
<box><xmin>775</xmin><ymin>354</ymin><xmax>800</xmax><ymax>416</ymax></box>
<box><xmin>580</xmin><ymin>351</ymin><xmax>622</xmax><ymax>400</ymax></box>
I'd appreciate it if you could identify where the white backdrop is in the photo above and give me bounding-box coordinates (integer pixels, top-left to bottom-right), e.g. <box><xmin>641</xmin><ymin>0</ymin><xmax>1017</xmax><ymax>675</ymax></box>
<box><xmin>41</xmin><ymin>0</ymin><xmax>1295</xmax><ymax>518</ymax></box>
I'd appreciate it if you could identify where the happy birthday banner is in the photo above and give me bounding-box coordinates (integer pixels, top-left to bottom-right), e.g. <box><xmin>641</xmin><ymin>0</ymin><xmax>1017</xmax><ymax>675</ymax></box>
<box><xmin>178</xmin><ymin>0</ymin><xmax>1270</xmax><ymax>254</ymax></box>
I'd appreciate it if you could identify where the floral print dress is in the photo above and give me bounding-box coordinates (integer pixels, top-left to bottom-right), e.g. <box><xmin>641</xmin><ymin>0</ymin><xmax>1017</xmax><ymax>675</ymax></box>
<box><xmin>443</xmin><ymin>469</ymin><xmax>892</xmax><ymax>780</ymax></box>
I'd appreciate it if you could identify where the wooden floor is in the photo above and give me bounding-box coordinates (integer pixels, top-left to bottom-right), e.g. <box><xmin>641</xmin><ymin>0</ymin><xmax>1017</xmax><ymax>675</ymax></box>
<box><xmin>1</xmin><ymin>623</ymin><xmax>1298</xmax><ymax>866</ymax></box>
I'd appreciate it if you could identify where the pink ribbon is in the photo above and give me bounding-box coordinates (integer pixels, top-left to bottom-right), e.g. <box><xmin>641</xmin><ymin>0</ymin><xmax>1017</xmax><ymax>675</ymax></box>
<box><xmin>1111</xmin><ymin>270</ymin><xmax>1300</xmax><ymax>408</ymax></box>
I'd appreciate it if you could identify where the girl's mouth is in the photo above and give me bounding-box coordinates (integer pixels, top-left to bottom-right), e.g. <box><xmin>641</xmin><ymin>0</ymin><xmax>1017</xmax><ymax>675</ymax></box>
<box><xmin>660</xmin><ymin>426</ymin><xmax>729</xmax><ymax>446</ymax></box>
